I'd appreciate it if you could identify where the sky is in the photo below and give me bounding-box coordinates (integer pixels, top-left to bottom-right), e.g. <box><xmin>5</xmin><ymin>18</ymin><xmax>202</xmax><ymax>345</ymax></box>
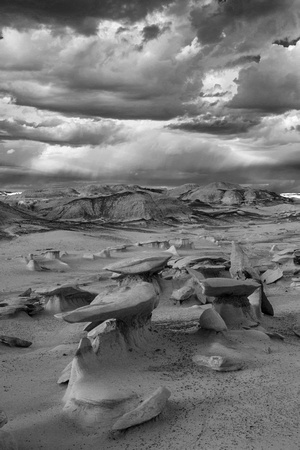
<box><xmin>0</xmin><ymin>0</ymin><xmax>300</xmax><ymax>191</ymax></box>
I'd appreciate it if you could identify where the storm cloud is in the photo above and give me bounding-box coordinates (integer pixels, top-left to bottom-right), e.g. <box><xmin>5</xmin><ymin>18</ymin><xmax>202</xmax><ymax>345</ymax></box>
<box><xmin>1</xmin><ymin>0</ymin><xmax>300</xmax><ymax>189</ymax></box>
<box><xmin>0</xmin><ymin>0</ymin><xmax>179</xmax><ymax>35</ymax></box>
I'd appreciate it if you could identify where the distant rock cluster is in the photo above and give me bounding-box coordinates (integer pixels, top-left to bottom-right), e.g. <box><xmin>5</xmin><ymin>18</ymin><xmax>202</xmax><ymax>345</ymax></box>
<box><xmin>167</xmin><ymin>181</ymin><xmax>290</xmax><ymax>206</ymax></box>
<box><xmin>0</xmin><ymin>181</ymin><xmax>293</xmax><ymax>229</ymax></box>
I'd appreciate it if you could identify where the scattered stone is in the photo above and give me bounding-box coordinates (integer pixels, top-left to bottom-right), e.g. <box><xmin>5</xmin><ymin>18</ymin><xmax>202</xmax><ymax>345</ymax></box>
<box><xmin>165</xmin><ymin>245</ymin><xmax>179</xmax><ymax>256</ymax></box>
<box><xmin>168</xmin><ymin>238</ymin><xmax>194</xmax><ymax>249</ymax></box>
<box><xmin>19</xmin><ymin>288</ymin><xmax>32</xmax><ymax>297</ymax></box>
<box><xmin>192</xmin><ymin>354</ymin><xmax>243</xmax><ymax>372</ymax></box>
<box><xmin>261</xmin><ymin>268</ymin><xmax>283</xmax><ymax>285</ymax></box>
<box><xmin>0</xmin><ymin>335</ymin><xmax>32</xmax><ymax>347</ymax></box>
<box><xmin>112</xmin><ymin>386</ymin><xmax>171</xmax><ymax>431</ymax></box>
<box><xmin>94</xmin><ymin>249</ymin><xmax>111</xmax><ymax>258</ymax></box>
<box><xmin>170</xmin><ymin>285</ymin><xmax>195</xmax><ymax>304</ymax></box>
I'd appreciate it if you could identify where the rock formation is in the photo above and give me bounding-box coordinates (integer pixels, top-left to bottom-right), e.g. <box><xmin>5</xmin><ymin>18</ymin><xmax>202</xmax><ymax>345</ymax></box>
<box><xmin>56</xmin><ymin>254</ymin><xmax>172</xmax><ymax>431</ymax></box>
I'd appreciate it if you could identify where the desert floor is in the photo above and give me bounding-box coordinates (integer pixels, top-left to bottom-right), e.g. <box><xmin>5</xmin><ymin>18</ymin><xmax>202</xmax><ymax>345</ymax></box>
<box><xmin>1</xmin><ymin>208</ymin><xmax>300</xmax><ymax>450</ymax></box>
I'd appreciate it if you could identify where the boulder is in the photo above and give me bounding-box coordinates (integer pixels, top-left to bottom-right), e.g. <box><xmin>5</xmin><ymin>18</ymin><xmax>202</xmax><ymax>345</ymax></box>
<box><xmin>199</xmin><ymin>309</ymin><xmax>227</xmax><ymax>332</ymax></box>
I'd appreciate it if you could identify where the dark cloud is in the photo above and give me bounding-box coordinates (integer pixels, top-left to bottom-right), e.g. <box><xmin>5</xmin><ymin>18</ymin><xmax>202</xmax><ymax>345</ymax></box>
<box><xmin>190</xmin><ymin>0</ymin><xmax>296</xmax><ymax>48</ymax></box>
<box><xmin>142</xmin><ymin>23</ymin><xmax>171</xmax><ymax>42</ymax></box>
<box><xmin>224</xmin><ymin>55</ymin><xmax>260</xmax><ymax>68</ymax></box>
<box><xmin>142</xmin><ymin>24</ymin><xmax>162</xmax><ymax>42</ymax></box>
<box><xmin>167</xmin><ymin>114</ymin><xmax>261</xmax><ymax>135</ymax></box>
<box><xmin>273</xmin><ymin>37</ymin><xmax>300</xmax><ymax>47</ymax></box>
<box><xmin>199</xmin><ymin>91</ymin><xmax>228</xmax><ymax>98</ymax></box>
<box><xmin>0</xmin><ymin>0</ymin><xmax>178</xmax><ymax>35</ymax></box>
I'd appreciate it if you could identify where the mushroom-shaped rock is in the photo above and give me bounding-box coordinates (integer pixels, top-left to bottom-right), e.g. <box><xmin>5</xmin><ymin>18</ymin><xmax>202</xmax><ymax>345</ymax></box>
<box><xmin>104</xmin><ymin>255</ymin><xmax>171</xmax><ymax>275</ymax></box>
<box><xmin>26</xmin><ymin>258</ymin><xmax>43</xmax><ymax>272</ymax></box>
<box><xmin>112</xmin><ymin>386</ymin><xmax>171</xmax><ymax>431</ymax></box>
<box><xmin>63</xmin><ymin>335</ymin><xmax>170</xmax><ymax>431</ymax></box>
<box><xmin>199</xmin><ymin>309</ymin><xmax>227</xmax><ymax>332</ymax></box>
<box><xmin>63</xmin><ymin>337</ymin><xmax>138</xmax><ymax>425</ymax></box>
<box><xmin>56</xmin><ymin>282</ymin><xmax>159</xmax><ymax>328</ymax></box>
<box><xmin>199</xmin><ymin>278</ymin><xmax>260</xmax><ymax>297</ymax></box>
<box><xmin>42</xmin><ymin>285</ymin><xmax>97</xmax><ymax>314</ymax></box>
<box><xmin>43</xmin><ymin>250</ymin><xmax>60</xmax><ymax>260</ymax></box>
<box><xmin>198</xmin><ymin>278</ymin><xmax>260</xmax><ymax>329</ymax></box>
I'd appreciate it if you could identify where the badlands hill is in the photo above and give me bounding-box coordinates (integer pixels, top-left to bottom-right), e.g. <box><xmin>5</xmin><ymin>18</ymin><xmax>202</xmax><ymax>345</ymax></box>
<box><xmin>168</xmin><ymin>181</ymin><xmax>289</xmax><ymax>206</ymax></box>
<box><xmin>1</xmin><ymin>181</ymin><xmax>292</xmax><ymax>229</ymax></box>
<box><xmin>46</xmin><ymin>190</ymin><xmax>192</xmax><ymax>224</ymax></box>
<box><xmin>0</xmin><ymin>200</ymin><xmax>35</xmax><ymax>226</ymax></box>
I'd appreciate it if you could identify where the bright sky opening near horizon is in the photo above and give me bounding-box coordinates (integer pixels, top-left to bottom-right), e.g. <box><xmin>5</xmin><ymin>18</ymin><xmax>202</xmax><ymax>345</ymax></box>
<box><xmin>0</xmin><ymin>0</ymin><xmax>300</xmax><ymax>191</ymax></box>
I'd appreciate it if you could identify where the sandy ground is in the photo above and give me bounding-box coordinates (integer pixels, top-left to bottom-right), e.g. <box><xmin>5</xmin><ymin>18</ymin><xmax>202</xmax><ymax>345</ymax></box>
<box><xmin>1</xmin><ymin>211</ymin><xmax>300</xmax><ymax>450</ymax></box>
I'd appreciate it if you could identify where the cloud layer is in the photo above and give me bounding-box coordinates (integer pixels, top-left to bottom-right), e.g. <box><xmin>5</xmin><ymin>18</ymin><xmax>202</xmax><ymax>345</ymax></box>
<box><xmin>0</xmin><ymin>0</ymin><xmax>300</xmax><ymax>191</ymax></box>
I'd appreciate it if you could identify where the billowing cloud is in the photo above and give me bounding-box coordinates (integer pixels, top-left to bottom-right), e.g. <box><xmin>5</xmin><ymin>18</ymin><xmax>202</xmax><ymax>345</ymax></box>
<box><xmin>0</xmin><ymin>0</ymin><xmax>300</xmax><ymax>191</ymax></box>
<box><xmin>0</xmin><ymin>116</ymin><xmax>127</xmax><ymax>146</ymax></box>
<box><xmin>190</xmin><ymin>0</ymin><xmax>300</xmax><ymax>62</ymax></box>
<box><xmin>229</xmin><ymin>44</ymin><xmax>300</xmax><ymax>112</ymax></box>
<box><xmin>0</xmin><ymin>23</ymin><xmax>203</xmax><ymax>120</ymax></box>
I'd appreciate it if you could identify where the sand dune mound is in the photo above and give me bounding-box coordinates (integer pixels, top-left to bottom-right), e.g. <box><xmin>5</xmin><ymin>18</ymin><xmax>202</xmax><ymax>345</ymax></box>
<box><xmin>46</xmin><ymin>191</ymin><xmax>192</xmax><ymax>223</ymax></box>
<box><xmin>177</xmin><ymin>182</ymin><xmax>289</xmax><ymax>206</ymax></box>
